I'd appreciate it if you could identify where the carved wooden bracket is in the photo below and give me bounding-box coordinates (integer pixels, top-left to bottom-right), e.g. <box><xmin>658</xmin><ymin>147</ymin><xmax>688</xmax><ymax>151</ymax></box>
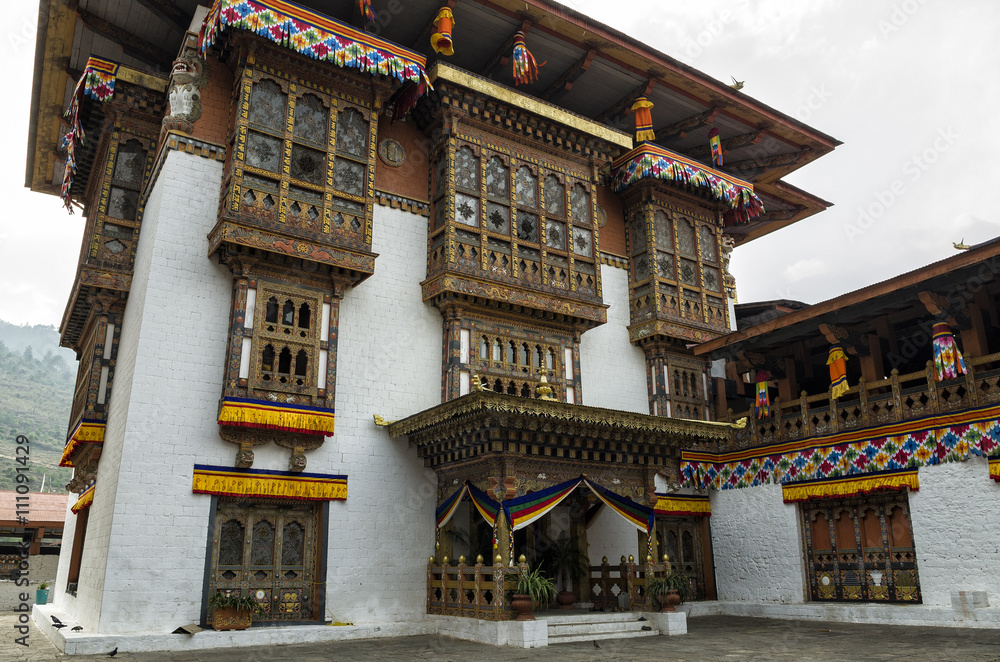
<box><xmin>918</xmin><ymin>290</ymin><xmax>970</xmax><ymax>329</ymax></box>
<box><xmin>818</xmin><ymin>322</ymin><xmax>871</xmax><ymax>357</ymax></box>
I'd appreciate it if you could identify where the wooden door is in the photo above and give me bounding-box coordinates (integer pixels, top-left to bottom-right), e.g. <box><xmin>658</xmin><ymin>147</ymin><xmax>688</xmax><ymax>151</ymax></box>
<box><xmin>655</xmin><ymin>517</ymin><xmax>709</xmax><ymax>600</ymax></box>
<box><xmin>208</xmin><ymin>499</ymin><xmax>323</xmax><ymax>624</ymax></box>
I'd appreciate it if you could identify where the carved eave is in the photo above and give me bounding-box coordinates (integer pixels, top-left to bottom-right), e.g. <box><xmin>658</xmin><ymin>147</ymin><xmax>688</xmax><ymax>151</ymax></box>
<box><xmin>629</xmin><ymin>319</ymin><xmax>727</xmax><ymax>347</ymax></box>
<box><xmin>415</xmin><ymin>62</ymin><xmax>632</xmax><ymax>164</ymax></box>
<box><xmin>421</xmin><ymin>273</ymin><xmax>608</xmax><ymax>331</ymax></box>
<box><xmin>387</xmin><ymin>389</ymin><xmax>733</xmax><ymax>468</ymax></box>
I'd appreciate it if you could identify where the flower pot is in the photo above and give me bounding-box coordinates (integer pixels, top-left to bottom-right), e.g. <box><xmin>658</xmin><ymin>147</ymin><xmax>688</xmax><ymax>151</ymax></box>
<box><xmin>659</xmin><ymin>589</ymin><xmax>681</xmax><ymax>613</ymax></box>
<box><xmin>211</xmin><ymin>606</ymin><xmax>253</xmax><ymax>630</ymax></box>
<box><xmin>511</xmin><ymin>594</ymin><xmax>535</xmax><ymax>621</ymax></box>
<box><xmin>35</xmin><ymin>588</ymin><xmax>49</xmax><ymax>606</ymax></box>
<box><xmin>555</xmin><ymin>591</ymin><xmax>576</xmax><ymax>610</ymax></box>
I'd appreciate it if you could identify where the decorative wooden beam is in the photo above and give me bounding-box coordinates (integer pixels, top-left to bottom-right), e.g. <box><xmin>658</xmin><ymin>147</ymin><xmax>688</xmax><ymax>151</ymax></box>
<box><xmin>724</xmin><ymin>149</ymin><xmax>812</xmax><ymax>176</ymax></box>
<box><xmin>540</xmin><ymin>48</ymin><xmax>595</xmax><ymax>102</ymax></box>
<box><xmin>411</xmin><ymin>0</ymin><xmax>457</xmax><ymax>50</ymax></box>
<box><xmin>133</xmin><ymin>0</ymin><xmax>190</xmax><ymax>34</ymax></box>
<box><xmin>77</xmin><ymin>8</ymin><xmax>175</xmax><ymax>67</ymax></box>
<box><xmin>654</xmin><ymin>107</ymin><xmax>717</xmax><ymax>140</ymax></box>
<box><xmin>736</xmin><ymin>350</ymin><xmax>786</xmax><ymax>379</ymax></box>
<box><xmin>749</xmin><ymin>206</ymin><xmax>805</xmax><ymax>224</ymax></box>
<box><xmin>818</xmin><ymin>323</ymin><xmax>870</xmax><ymax>357</ymax></box>
<box><xmin>685</xmin><ymin>130</ymin><xmax>765</xmax><ymax>159</ymax></box>
<box><xmin>917</xmin><ymin>291</ymin><xmax>970</xmax><ymax>329</ymax></box>
<box><xmin>595</xmin><ymin>78</ymin><xmax>656</xmax><ymax>124</ymax></box>
<box><xmin>481</xmin><ymin>20</ymin><xmax>531</xmax><ymax>79</ymax></box>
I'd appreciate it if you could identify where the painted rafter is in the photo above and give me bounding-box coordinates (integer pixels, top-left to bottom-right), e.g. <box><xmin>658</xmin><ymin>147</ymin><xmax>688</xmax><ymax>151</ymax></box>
<box><xmin>77</xmin><ymin>7</ymin><xmax>175</xmax><ymax>67</ymax></box>
<box><xmin>686</xmin><ymin>129</ymin><xmax>765</xmax><ymax>159</ymax></box>
<box><xmin>724</xmin><ymin>149</ymin><xmax>812</xmax><ymax>177</ymax></box>
<box><xmin>133</xmin><ymin>0</ymin><xmax>190</xmax><ymax>34</ymax></box>
<box><xmin>654</xmin><ymin>107</ymin><xmax>717</xmax><ymax>140</ymax></box>
<box><xmin>595</xmin><ymin>78</ymin><xmax>655</xmax><ymax>124</ymax></box>
<box><xmin>540</xmin><ymin>48</ymin><xmax>595</xmax><ymax>102</ymax></box>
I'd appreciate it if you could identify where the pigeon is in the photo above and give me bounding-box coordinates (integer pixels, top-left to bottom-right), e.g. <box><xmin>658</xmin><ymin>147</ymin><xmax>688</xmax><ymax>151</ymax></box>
<box><xmin>53</xmin><ymin>623</ymin><xmax>67</xmax><ymax>630</ymax></box>
<box><xmin>72</xmin><ymin>626</ymin><xmax>83</xmax><ymax>632</ymax></box>
<box><xmin>51</xmin><ymin>615</ymin><xmax>63</xmax><ymax>625</ymax></box>
<box><xmin>641</xmin><ymin>625</ymin><xmax>652</xmax><ymax>631</ymax></box>
<box><xmin>108</xmin><ymin>648</ymin><xmax>118</xmax><ymax>658</ymax></box>
<box><xmin>637</xmin><ymin>616</ymin><xmax>647</xmax><ymax>621</ymax></box>
<box><xmin>593</xmin><ymin>641</ymin><xmax>600</xmax><ymax>649</ymax></box>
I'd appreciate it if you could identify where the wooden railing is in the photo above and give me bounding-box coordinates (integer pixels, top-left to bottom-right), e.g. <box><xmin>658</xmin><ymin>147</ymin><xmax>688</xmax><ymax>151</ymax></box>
<box><xmin>427</xmin><ymin>558</ymin><xmax>520</xmax><ymax>620</ymax></box>
<box><xmin>726</xmin><ymin>353</ymin><xmax>1000</xmax><ymax>450</ymax></box>
<box><xmin>588</xmin><ymin>557</ymin><xmax>675</xmax><ymax>612</ymax></box>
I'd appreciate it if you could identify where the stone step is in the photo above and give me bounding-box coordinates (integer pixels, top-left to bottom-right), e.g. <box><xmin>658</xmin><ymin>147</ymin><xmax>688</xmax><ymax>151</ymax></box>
<box><xmin>548</xmin><ymin>629</ymin><xmax>660</xmax><ymax>645</ymax></box>
<box><xmin>541</xmin><ymin>611</ymin><xmax>643</xmax><ymax>626</ymax></box>
<box><xmin>547</xmin><ymin>620</ymin><xmax>652</xmax><ymax>636</ymax></box>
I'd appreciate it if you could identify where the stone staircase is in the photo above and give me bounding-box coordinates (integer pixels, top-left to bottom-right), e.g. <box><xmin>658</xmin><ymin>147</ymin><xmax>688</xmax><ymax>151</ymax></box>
<box><xmin>543</xmin><ymin>611</ymin><xmax>659</xmax><ymax>645</ymax></box>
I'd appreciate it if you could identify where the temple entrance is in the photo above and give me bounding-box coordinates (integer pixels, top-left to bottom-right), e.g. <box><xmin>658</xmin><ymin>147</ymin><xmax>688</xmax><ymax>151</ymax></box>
<box><xmin>655</xmin><ymin>516</ymin><xmax>714</xmax><ymax>600</ymax></box>
<box><xmin>801</xmin><ymin>492</ymin><xmax>920</xmax><ymax>603</ymax></box>
<box><xmin>207</xmin><ymin>499</ymin><xmax>325</xmax><ymax>624</ymax></box>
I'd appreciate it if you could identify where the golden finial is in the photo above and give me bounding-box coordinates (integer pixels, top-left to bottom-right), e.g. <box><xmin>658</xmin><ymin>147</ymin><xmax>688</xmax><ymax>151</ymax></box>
<box><xmin>458</xmin><ymin>555</ymin><xmax>466</xmax><ymax>565</ymax></box>
<box><xmin>476</xmin><ymin>554</ymin><xmax>484</xmax><ymax>564</ymax></box>
<box><xmin>495</xmin><ymin>554</ymin><xmax>503</xmax><ymax>564</ymax></box>
<box><xmin>663</xmin><ymin>554</ymin><xmax>670</xmax><ymax>562</ymax></box>
<box><xmin>646</xmin><ymin>555</ymin><xmax>653</xmax><ymax>563</ymax></box>
<box><xmin>518</xmin><ymin>554</ymin><xmax>527</xmax><ymax>564</ymax></box>
<box><xmin>601</xmin><ymin>556</ymin><xmax>608</xmax><ymax>564</ymax></box>
<box><xmin>429</xmin><ymin>556</ymin><xmax>435</xmax><ymax>564</ymax></box>
<box><xmin>535</xmin><ymin>369</ymin><xmax>557</xmax><ymax>401</ymax></box>
<box><xmin>442</xmin><ymin>555</ymin><xmax>449</xmax><ymax>565</ymax></box>
<box><xmin>628</xmin><ymin>555</ymin><xmax>634</xmax><ymax>564</ymax></box>
<box><xmin>620</xmin><ymin>555</ymin><xmax>627</xmax><ymax>564</ymax></box>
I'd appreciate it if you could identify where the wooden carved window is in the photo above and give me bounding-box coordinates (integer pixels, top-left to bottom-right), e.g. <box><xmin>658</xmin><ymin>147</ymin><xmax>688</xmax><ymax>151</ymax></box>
<box><xmin>233</xmin><ymin>68</ymin><xmax>373</xmax><ymax>241</ymax></box>
<box><xmin>249</xmin><ymin>282</ymin><xmax>324</xmax><ymax>397</ymax></box>
<box><xmin>107</xmin><ymin>139</ymin><xmax>148</xmax><ymax>222</ymax></box>
<box><xmin>653</xmin><ymin>210</ymin><xmax>675</xmax><ymax>280</ymax></box>
<box><xmin>699</xmin><ymin>225</ymin><xmax>721</xmax><ymax>293</ymax></box>
<box><xmin>801</xmin><ymin>492</ymin><xmax>920</xmax><ymax>603</ymax></box>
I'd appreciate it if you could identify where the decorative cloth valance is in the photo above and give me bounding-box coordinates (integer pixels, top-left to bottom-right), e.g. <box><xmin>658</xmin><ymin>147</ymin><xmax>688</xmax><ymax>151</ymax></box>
<box><xmin>59</xmin><ymin>419</ymin><xmax>106</xmax><ymax>467</ymax></box>
<box><xmin>71</xmin><ymin>483</ymin><xmax>96</xmax><ymax>515</ymax></box>
<box><xmin>682</xmin><ymin>402</ymin><xmax>1000</xmax><ymax>491</ymax></box>
<box><xmin>990</xmin><ymin>457</ymin><xmax>1000</xmax><ymax>482</ymax></box>
<box><xmin>780</xmin><ymin>468</ymin><xmax>918</xmax><ymax>503</ymax></box>
<box><xmin>654</xmin><ymin>493</ymin><xmax>711</xmax><ymax>517</ymax></box>
<box><xmin>199</xmin><ymin>0</ymin><xmax>431</xmax><ymax>91</ymax></box>
<box><xmin>192</xmin><ymin>464</ymin><xmax>347</xmax><ymax>500</ymax></box>
<box><xmin>435</xmin><ymin>483</ymin><xmax>467</xmax><ymax>528</ymax></box>
<box><xmin>61</xmin><ymin>57</ymin><xmax>120</xmax><ymax>211</ymax></box>
<box><xmin>218</xmin><ymin>396</ymin><xmax>335</xmax><ymax>435</ymax></box>
<box><xmin>610</xmin><ymin>142</ymin><xmax>764</xmax><ymax>225</ymax></box>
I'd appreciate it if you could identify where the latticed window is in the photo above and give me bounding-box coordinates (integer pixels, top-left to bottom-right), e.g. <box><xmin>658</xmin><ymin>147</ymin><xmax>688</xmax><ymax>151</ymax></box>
<box><xmin>106</xmin><ymin>138</ymin><xmax>148</xmax><ymax>221</ymax></box>
<box><xmin>430</xmin><ymin>141</ymin><xmax>598</xmax><ymax>296</ymax></box>
<box><xmin>232</xmin><ymin>68</ymin><xmax>373</xmax><ymax>238</ymax></box>
<box><xmin>249</xmin><ymin>281</ymin><xmax>324</xmax><ymax>397</ymax></box>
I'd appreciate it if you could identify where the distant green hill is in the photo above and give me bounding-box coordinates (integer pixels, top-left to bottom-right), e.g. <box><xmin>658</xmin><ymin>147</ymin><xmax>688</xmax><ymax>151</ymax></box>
<box><xmin>0</xmin><ymin>322</ymin><xmax>75</xmax><ymax>493</ymax></box>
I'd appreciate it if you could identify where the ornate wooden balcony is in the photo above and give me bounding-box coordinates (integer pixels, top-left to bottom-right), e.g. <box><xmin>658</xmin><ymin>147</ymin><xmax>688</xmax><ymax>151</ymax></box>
<box><xmin>724</xmin><ymin>353</ymin><xmax>1000</xmax><ymax>451</ymax></box>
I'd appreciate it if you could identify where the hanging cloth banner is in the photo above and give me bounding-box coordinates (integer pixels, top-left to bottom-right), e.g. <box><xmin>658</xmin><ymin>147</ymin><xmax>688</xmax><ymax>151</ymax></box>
<box><xmin>932</xmin><ymin>322</ymin><xmax>967</xmax><ymax>381</ymax></box>
<box><xmin>630</xmin><ymin>97</ymin><xmax>655</xmax><ymax>143</ymax></box>
<box><xmin>708</xmin><ymin>127</ymin><xmax>723</xmax><ymax>166</ymax></box>
<box><xmin>61</xmin><ymin>56</ymin><xmax>120</xmax><ymax>212</ymax></box>
<box><xmin>990</xmin><ymin>457</ymin><xmax>1000</xmax><ymax>482</ymax></box>
<box><xmin>71</xmin><ymin>483</ymin><xmax>96</xmax><ymax>514</ymax></box>
<box><xmin>781</xmin><ymin>468</ymin><xmax>918</xmax><ymax>503</ymax></box>
<box><xmin>357</xmin><ymin>0</ymin><xmax>375</xmax><ymax>22</ymax></box>
<box><xmin>653</xmin><ymin>493</ymin><xmax>711</xmax><ymax>517</ymax></box>
<box><xmin>511</xmin><ymin>31</ymin><xmax>541</xmax><ymax>86</ymax></box>
<box><xmin>466</xmin><ymin>481</ymin><xmax>502</xmax><ymax>526</ymax></box>
<box><xmin>435</xmin><ymin>483</ymin><xmax>468</xmax><ymax>528</ymax></box>
<box><xmin>582</xmin><ymin>478</ymin><xmax>655</xmax><ymax>535</ymax></box>
<box><xmin>503</xmin><ymin>476</ymin><xmax>582</xmax><ymax>531</ymax></box>
<box><xmin>610</xmin><ymin>142</ymin><xmax>764</xmax><ymax>225</ymax></box>
<box><xmin>198</xmin><ymin>0</ymin><xmax>431</xmax><ymax>91</ymax></box>
<box><xmin>192</xmin><ymin>464</ymin><xmax>347</xmax><ymax>500</ymax></box>
<box><xmin>828</xmin><ymin>345</ymin><xmax>850</xmax><ymax>400</ymax></box>
<box><xmin>430</xmin><ymin>7</ymin><xmax>455</xmax><ymax>56</ymax></box>
<box><xmin>59</xmin><ymin>419</ymin><xmax>106</xmax><ymax>467</ymax></box>
<box><xmin>218</xmin><ymin>396</ymin><xmax>335</xmax><ymax>435</ymax></box>
<box><xmin>755</xmin><ymin>370</ymin><xmax>770</xmax><ymax>420</ymax></box>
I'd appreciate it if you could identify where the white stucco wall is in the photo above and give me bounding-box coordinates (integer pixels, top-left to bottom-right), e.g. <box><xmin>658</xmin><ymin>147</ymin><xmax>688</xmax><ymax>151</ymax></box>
<box><xmin>579</xmin><ymin>265</ymin><xmax>648</xmax><ymax>413</ymax></box>
<box><xmin>710</xmin><ymin>483</ymin><xmax>806</xmax><ymax>603</ymax></box>
<box><xmin>586</xmin><ymin>503</ymin><xmax>639</xmax><ymax>566</ymax></box>
<box><xmin>909</xmin><ymin>459</ymin><xmax>1000</xmax><ymax>607</ymax></box>
<box><xmin>52</xmin><ymin>150</ymin><xmax>441</xmax><ymax>634</ymax></box>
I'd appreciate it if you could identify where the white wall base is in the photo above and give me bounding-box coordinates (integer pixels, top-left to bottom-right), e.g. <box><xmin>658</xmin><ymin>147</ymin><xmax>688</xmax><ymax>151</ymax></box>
<box><xmin>644</xmin><ymin>610</ymin><xmax>687</xmax><ymax>635</ymax></box>
<box><xmin>684</xmin><ymin>600</ymin><xmax>1000</xmax><ymax>629</ymax></box>
<box><xmin>429</xmin><ymin>615</ymin><xmax>548</xmax><ymax>648</ymax></box>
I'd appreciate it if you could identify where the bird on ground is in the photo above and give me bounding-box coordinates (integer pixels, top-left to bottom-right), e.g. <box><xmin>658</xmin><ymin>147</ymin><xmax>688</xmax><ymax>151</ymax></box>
<box><xmin>51</xmin><ymin>615</ymin><xmax>63</xmax><ymax>625</ymax></box>
<box><xmin>729</xmin><ymin>76</ymin><xmax>744</xmax><ymax>90</ymax></box>
<box><xmin>53</xmin><ymin>623</ymin><xmax>66</xmax><ymax>630</ymax></box>
<box><xmin>637</xmin><ymin>616</ymin><xmax>647</xmax><ymax>621</ymax></box>
<box><xmin>641</xmin><ymin>625</ymin><xmax>653</xmax><ymax>631</ymax></box>
<box><xmin>593</xmin><ymin>641</ymin><xmax>600</xmax><ymax>649</ymax></box>
<box><xmin>108</xmin><ymin>648</ymin><xmax>118</xmax><ymax>658</ymax></box>
<box><xmin>72</xmin><ymin>626</ymin><xmax>83</xmax><ymax>632</ymax></box>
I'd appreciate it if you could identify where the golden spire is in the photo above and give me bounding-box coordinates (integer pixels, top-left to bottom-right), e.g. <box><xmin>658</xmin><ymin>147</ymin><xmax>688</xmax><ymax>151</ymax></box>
<box><xmin>535</xmin><ymin>369</ymin><xmax>557</xmax><ymax>401</ymax></box>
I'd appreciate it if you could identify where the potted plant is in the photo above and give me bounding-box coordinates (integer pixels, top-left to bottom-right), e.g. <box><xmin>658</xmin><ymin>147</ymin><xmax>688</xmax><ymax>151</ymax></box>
<box><xmin>647</xmin><ymin>572</ymin><xmax>689</xmax><ymax>613</ymax></box>
<box><xmin>541</xmin><ymin>532</ymin><xmax>588</xmax><ymax>609</ymax></box>
<box><xmin>208</xmin><ymin>591</ymin><xmax>263</xmax><ymax>630</ymax></box>
<box><xmin>36</xmin><ymin>581</ymin><xmax>50</xmax><ymax>606</ymax></box>
<box><xmin>512</xmin><ymin>565</ymin><xmax>556</xmax><ymax>621</ymax></box>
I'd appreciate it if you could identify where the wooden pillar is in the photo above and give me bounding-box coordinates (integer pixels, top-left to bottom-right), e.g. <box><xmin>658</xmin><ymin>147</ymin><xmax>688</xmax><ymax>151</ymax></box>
<box><xmin>495</xmin><ymin>512</ymin><xmax>512</xmax><ymax>566</ymax></box>
<box><xmin>570</xmin><ymin>492</ymin><xmax>590</xmax><ymax>602</ymax></box>
<box><xmin>860</xmin><ymin>332</ymin><xmax>885</xmax><ymax>382</ymax></box>
<box><xmin>961</xmin><ymin>303</ymin><xmax>989</xmax><ymax>358</ymax></box>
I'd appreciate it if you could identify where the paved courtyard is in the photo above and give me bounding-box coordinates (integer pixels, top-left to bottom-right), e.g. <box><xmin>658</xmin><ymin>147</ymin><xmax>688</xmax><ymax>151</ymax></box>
<box><xmin>3</xmin><ymin>614</ymin><xmax>999</xmax><ymax>661</ymax></box>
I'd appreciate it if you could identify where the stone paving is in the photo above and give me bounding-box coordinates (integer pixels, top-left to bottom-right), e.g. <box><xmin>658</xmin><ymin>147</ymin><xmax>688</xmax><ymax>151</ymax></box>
<box><xmin>2</xmin><ymin>613</ymin><xmax>999</xmax><ymax>662</ymax></box>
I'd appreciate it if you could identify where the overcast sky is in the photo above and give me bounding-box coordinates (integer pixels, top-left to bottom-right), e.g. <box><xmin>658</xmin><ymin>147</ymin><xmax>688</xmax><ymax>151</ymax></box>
<box><xmin>3</xmin><ymin>0</ymin><xmax>999</xmax><ymax>328</ymax></box>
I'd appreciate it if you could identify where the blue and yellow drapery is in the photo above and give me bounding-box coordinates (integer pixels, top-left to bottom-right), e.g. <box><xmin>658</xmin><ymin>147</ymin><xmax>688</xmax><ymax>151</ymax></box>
<box><xmin>781</xmin><ymin>468</ymin><xmax>919</xmax><ymax>503</ymax></box>
<box><xmin>192</xmin><ymin>464</ymin><xmax>347</xmax><ymax>500</ymax></box>
<box><xmin>218</xmin><ymin>396</ymin><xmax>336</xmax><ymax>435</ymax></box>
